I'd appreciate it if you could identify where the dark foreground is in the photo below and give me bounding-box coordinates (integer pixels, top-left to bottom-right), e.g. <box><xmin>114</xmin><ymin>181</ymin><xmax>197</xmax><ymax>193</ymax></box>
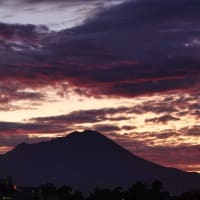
<box><xmin>0</xmin><ymin>177</ymin><xmax>200</xmax><ymax>200</ymax></box>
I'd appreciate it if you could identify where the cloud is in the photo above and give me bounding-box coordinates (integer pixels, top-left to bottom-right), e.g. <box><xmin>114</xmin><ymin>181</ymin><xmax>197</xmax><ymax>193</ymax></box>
<box><xmin>0</xmin><ymin>121</ymin><xmax>66</xmax><ymax>134</ymax></box>
<box><xmin>0</xmin><ymin>86</ymin><xmax>44</xmax><ymax>103</ymax></box>
<box><xmin>25</xmin><ymin>0</ymin><xmax>124</xmax><ymax>3</ymax></box>
<box><xmin>0</xmin><ymin>23</ymin><xmax>48</xmax><ymax>41</ymax></box>
<box><xmin>181</xmin><ymin>126</ymin><xmax>200</xmax><ymax>136</ymax></box>
<box><xmin>93</xmin><ymin>124</ymin><xmax>121</xmax><ymax>133</ymax></box>
<box><xmin>0</xmin><ymin>134</ymin><xmax>46</xmax><ymax>147</ymax></box>
<box><xmin>0</xmin><ymin>121</ymin><xmax>71</xmax><ymax>152</ymax></box>
<box><xmin>0</xmin><ymin>0</ymin><xmax>200</xmax><ymax>102</ymax></box>
<box><xmin>31</xmin><ymin>107</ymin><xmax>130</xmax><ymax>124</ymax></box>
<box><xmin>135</xmin><ymin>145</ymin><xmax>200</xmax><ymax>172</ymax></box>
<box><xmin>145</xmin><ymin>115</ymin><xmax>180</xmax><ymax>124</ymax></box>
<box><xmin>0</xmin><ymin>0</ymin><xmax>127</xmax><ymax>31</ymax></box>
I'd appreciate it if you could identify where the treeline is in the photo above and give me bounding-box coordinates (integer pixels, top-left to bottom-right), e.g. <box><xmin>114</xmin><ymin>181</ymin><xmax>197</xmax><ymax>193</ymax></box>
<box><xmin>1</xmin><ymin>179</ymin><xmax>200</xmax><ymax>200</ymax></box>
<box><xmin>32</xmin><ymin>180</ymin><xmax>200</xmax><ymax>200</ymax></box>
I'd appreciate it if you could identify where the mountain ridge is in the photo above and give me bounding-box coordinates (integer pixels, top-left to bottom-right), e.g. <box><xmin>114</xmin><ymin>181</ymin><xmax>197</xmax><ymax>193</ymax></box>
<box><xmin>0</xmin><ymin>130</ymin><xmax>199</xmax><ymax>194</ymax></box>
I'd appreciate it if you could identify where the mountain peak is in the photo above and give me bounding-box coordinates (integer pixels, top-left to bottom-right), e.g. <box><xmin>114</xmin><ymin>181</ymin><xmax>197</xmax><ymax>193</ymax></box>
<box><xmin>67</xmin><ymin>129</ymin><xmax>105</xmax><ymax>138</ymax></box>
<box><xmin>58</xmin><ymin>129</ymin><xmax>117</xmax><ymax>151</ymax></box>
<box><xmin>0</xmin><ymin>130</ymin><xmax>200</xmax><ymax>194</ymax></box>
<box><xmin>10</xmin><ymin>130</ymin><xmax>106</xmax><ymax>155</ymax></box>
<box><xmin>61</xmin><ymin>129</ymin><xmax>109</xmax><ymax>143</ymax></box>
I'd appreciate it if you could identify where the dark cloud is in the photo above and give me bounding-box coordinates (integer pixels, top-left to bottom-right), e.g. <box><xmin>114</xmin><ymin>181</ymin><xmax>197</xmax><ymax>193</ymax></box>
<box><xmin>0</xmin><ymin>120</ymin><xmax>77</xmax><ymax>151</ymax></box>
<box><xmin>145</xmin><ymin>115</ymin><xmax>180</xmax><ymax>124</ymax></box>
<box><xmin>93</xmin><ymin>124</ymin><xmax>121</xmax><ymax>133</ymax></box>
<box><xmin>0</xmin><ymin>121</ymin><xmax>66</xmax><ymax>134</ymax></box>
<box><xmin>0</xmin><ymin>0</ymin><xmax>112</xmax><ymax>6</ymax></box>
<box><xmin>0</xmin><ymin>23</ymin><xmax>48</xmax><ymax>41</ymax></box>
<box><xmin>0</xmin><ymin>121</ymin><xmax>70</xmax><ymax>152</ymax></box>
<box><xmin>0</xmin><ymin>85</ymin><xmax>44</xmax><ymax>103</ymax></box>
<box><xmin>31</xmin><ymin>107</ymin><xmax>130</xmax><ymax>124</ymax></box>
<box><xmin>135</xmin><ymin>145</ymin><xmax>200</xmax><ymax>170</ymax></box>
<box><xmin>130</xmin><ymin>130</ymin><xmax>178</xmax><ymax>140</ymax></box>
<box><xmin>23</xmin><ymin>0</ymin><xmax>119</xmax><ymax>3</ymax></box>
<box><xmin>181</xmin><ymin>126</ymin><xmax>200</xmax><ymax>136</ymax></box>
<box><xmin>0</xmin><ymin>0</ymin><xmax>200</xmax><ymax>100</ymax></box>
<box><xmin>134</xmin><ymin>102</ymin><xmax>178</xmax><ymax>114</ymax></box>
<box><xmin>31</xmin><ymin>102</ymin><xmax>181</xmax><ymax>126</ymax></box>
<box><xmin>48</xmin><ymin>0</ymin><xmax>200</xmax><ymax>97</ymax></box>
<box><xmin>121</xmin><ymin>125</ymin><xmax>136</xmax><ymax>131</ymax></box>
<box><xmin>0</xmin><ymin>134</ymin><xmax>50</xmax><ymax>147</ymax></box>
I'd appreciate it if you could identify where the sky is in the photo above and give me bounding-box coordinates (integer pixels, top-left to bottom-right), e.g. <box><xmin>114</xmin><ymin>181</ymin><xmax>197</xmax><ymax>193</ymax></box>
<box><xmin>0</xmin><ymin>0</ymin><xmax>200</xmax><ymax>173</ymax></box>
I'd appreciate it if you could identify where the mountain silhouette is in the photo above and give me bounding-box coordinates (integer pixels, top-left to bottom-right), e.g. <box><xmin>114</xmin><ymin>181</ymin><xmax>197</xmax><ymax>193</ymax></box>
<box><xmin>0</xmin><ymin>130</ymin><xmax>199</xmax><ymax>194</ymax></box>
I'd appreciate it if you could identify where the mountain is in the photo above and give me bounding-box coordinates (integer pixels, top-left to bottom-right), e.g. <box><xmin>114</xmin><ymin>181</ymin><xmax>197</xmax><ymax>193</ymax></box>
<box><xmin>0</xmin><ymin>130</ymin><xmax>199</xmax><ymax>194</ymax></box>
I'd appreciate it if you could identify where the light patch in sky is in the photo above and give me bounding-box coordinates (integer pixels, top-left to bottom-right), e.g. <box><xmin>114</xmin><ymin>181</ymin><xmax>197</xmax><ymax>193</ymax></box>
<box><xmin>0</xmin><ymin>0</ymin><xmax>127</xmax><ymax>31</ymax></box>
<box><xmin>0</xmin><ymin>87</ymin><xmax>198</xmax><ymax>139</ymax></box>
<box><xmin>0</xmin><ymin>87</ymin><xmax>132</xmax><ymax>122</ymax></box>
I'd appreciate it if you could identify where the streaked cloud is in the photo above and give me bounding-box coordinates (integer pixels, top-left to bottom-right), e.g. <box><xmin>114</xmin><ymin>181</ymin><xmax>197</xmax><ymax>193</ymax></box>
<box><xmin>0</xmin><ymin>0</ymin><xmax>200</xmax><ymax>101</ymax></box>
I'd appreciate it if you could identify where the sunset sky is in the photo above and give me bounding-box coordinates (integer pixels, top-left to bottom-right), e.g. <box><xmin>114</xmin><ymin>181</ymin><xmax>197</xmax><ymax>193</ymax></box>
<box><xmin>0</xmin><ymin>0</ymin><xmax>200</xmax><ymax>173</ymax></box>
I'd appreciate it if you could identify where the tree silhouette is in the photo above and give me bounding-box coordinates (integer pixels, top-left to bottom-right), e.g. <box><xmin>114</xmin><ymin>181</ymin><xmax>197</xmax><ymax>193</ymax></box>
<box><xmin>124</xmin><ymin>181</ymin><xmax>148</xmax><ymax>200</ymax></box>
<box><xmin>180</xmin><ymin>190</ymin><xmax>200</xmax><ymax>200</ymax></box>
<box><xmin>57</xmin><ymin>185</ymin><xmax>72</xmax><ymax>200</ymax></box>
<box><xmin>39</xmin><ymin>183</ymin><xmax>57</xmax><ymax>200</ymax></box>
<box><xmin>111</xmin><ymin>187</ymin><xmax>124</xmax><ymax>200</ymax></box>
<box><xmin>1</xmin><ymin>179</ymin><xmax>198</xmax><ymax>200</ymax></box>
<box><xmin>88</xmin><ymin>187</ymin><xmax>124</xmax><ymax>200</ymax></box>
<box><xmin>152</xmin><ymin>180</ymin><xmax>163</xmax><ymax>192</ymax></box>
<box><xmin>71</xmin><ymin>190</ymin><xmax>84</xmax><ymax>200</ymax></box>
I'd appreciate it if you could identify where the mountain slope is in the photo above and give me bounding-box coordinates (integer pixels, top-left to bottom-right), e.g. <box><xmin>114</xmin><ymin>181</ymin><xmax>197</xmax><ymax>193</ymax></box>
<box><xmin>0</xmin><ymin>130</ymin><xmax>199</xmax><ymax>194</ymax></box>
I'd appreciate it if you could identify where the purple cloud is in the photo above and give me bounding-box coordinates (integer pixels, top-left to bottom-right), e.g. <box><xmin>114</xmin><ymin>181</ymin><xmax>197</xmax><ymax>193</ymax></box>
<box><xmin>0</xmin><ymin>0</ymin><xmax>199</xmax><ymax>101</ymax></box>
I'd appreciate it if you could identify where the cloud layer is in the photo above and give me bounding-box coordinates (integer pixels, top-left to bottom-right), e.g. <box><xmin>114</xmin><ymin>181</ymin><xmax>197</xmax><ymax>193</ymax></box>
<box><xmin>0</xmin><ymin>0</ymin><xmax>200</xmax><ymax>102</ymax></box>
